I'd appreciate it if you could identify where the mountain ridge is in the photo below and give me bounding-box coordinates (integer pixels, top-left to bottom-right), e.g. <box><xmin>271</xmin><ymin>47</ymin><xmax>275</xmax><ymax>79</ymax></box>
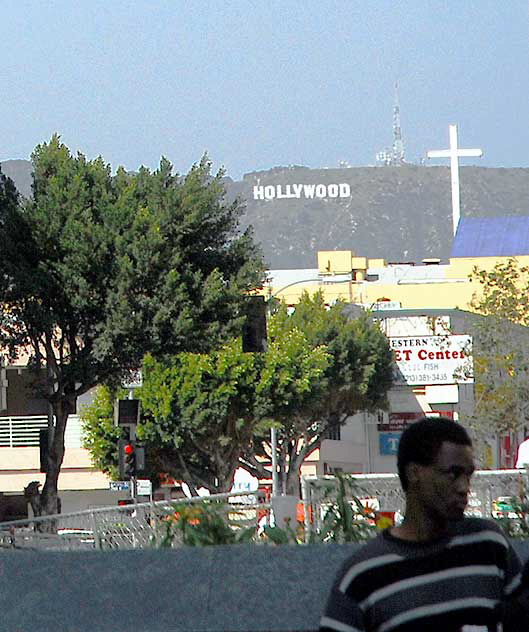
<box><xmin>4</xmin><ymin>159</ymin><xmax>529</xmax><ymax>269</ymax></box>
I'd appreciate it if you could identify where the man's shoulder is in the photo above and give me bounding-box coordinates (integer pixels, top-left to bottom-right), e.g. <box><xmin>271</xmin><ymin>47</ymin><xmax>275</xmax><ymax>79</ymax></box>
<box><xmin>448</xmin><ymin>517</ymin><xmax>512</xmax><ymax>550</ymax></box>
<box><xmin>331</xmin><ymin>532</ymin><xmax>401</xmax><ymax>589</ymax></box>
<box><xmin>452</xmin><ymin>516</ymin><xmax>507</xmax><ymax>536</ymax></box>
<box><xmin>336</xmin><ymin>532</ymin><xmax>398</xmax><ymax>570</ymax></box>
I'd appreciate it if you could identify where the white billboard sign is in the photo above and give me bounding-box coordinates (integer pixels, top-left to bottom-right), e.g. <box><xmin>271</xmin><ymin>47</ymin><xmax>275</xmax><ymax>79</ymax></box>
<box><xmin>390</xmin><ymin>335</ymin><xmax>473</xmax><ymax>385</ymax></box>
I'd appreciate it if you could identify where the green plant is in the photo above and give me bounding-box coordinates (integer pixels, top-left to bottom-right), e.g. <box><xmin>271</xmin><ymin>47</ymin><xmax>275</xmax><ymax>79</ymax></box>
<box><xmin>263</xmin><ymin>519</ymin><xmax>301</xmax><ymax>545</ymax></box>
<box><xmin>310</xmin><ymin>474</ymin><xmax>378</xmax><ymax>543</ymax></box>
<box><xmin>155</xmin><ymin>501</ymin><xmax>258</xmax><ymax>547</ymax></box>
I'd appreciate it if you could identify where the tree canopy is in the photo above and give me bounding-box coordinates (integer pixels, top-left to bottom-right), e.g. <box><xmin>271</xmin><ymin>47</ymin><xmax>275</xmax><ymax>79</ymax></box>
<box><xmin>82</xmin><ymin>292</ymin><xmax>394</xmax><ymax>496</ymax></box>
<box><xmin>251</xmin><ymin>293</ymin><xmax>394</xmax><ymax>494</ymax></box>
<box><xmin>0</xmin><ymin>137</ymin><xmax>265</xmax><ymax>515</ymax></box>
<box><xmin>468</xmin><ymin>259</ymin><xmax>529</xmax><ymax>464</ymax></box>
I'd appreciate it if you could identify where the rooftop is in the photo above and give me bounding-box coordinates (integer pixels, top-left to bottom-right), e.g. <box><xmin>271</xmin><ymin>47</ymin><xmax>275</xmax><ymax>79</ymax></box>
<box><xmin>451</xmin><ymin>216</ymin><xmax>529</xmax><ymax>258</ymax></box>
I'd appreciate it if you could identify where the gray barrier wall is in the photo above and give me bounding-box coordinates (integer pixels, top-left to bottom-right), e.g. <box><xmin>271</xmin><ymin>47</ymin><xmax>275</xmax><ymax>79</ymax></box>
<box><xmin>1</xmin><ymin>542</ymin><xmax>529</xmax><ymax>632</ymax></box>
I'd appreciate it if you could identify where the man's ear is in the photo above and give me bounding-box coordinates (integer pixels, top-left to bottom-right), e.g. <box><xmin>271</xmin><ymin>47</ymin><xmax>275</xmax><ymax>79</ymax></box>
<box><xmin>406</xmin><ymin>463</ymin><xmax>421</xmax><ymax>488</ymax></box>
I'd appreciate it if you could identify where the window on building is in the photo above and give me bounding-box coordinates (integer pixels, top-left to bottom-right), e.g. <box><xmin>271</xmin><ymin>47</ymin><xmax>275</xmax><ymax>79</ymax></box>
<box><xmin>325</xmin><ymin>413</ymin><xmax>341</xmax><ymax>441</ymax></box>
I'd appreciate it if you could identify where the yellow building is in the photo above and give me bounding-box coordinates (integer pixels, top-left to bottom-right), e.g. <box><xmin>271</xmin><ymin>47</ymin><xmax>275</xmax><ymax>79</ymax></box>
<box><xmin>267</xmin><ymin>216</ymin><xmax>529</xmax><ymax>311</ymax></box>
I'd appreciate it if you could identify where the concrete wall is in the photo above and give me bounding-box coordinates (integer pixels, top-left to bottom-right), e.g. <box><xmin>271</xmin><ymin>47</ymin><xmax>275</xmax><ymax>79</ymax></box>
<box><xmin>1</xmin><ymin>542</ymin><xmax>528</xmax><ymax>632</ymax></box>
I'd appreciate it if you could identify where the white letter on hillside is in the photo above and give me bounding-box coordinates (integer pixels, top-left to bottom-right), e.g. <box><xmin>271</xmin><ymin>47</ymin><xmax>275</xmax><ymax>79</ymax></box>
<box><xmin>265</xmin><ymin>185</ymin><xmax>276</xmax><ymax>200</ymax></box>
<box><xmin>253</xmin><ymin>186</ymin><xmax>265</xmax><ymax>200</ymax></box>
<box><xmin>315</xmin><ymin>184</ymin><xmax>326</xmax><ymax>198</ymax></box>
<box><xmin>293</xmin><ymin>184</ymin><xmax>303</xmax><ymax>198</ymax></box>
<box><xmin>339</xmin><ymin>183</ymin><xmax>351</xmax><ymax>197</ymax></box>
<box><xmin>304</xmin><ymin>184</ymin><xmax>316</xmax><ymax>199</ymax></box>
<box><xmin>328</xmin><ymin>184</ymin><xmax>338</xmax><ymax>198</ymax></box>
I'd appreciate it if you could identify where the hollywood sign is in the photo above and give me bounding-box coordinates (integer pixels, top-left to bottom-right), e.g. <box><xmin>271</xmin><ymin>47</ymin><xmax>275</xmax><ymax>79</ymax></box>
<box><xmin>253</xmin><ymin>183</ymin><xmax>351</xmax><ymax>201</ymax></box>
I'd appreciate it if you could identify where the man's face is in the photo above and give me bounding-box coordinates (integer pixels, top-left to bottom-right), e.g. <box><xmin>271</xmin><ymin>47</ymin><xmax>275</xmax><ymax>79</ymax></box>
<box><xmin>414</xmin><ymin>441</ymin><xmax>475</xmax><ymax>522</ymax></box>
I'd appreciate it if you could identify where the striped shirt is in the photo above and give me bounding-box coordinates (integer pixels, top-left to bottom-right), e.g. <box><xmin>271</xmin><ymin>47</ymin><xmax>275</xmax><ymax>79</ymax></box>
<box><xmin>320</xmin><ymin>518</ymin><xmax>522</xmax><ymax>632</ymax></box>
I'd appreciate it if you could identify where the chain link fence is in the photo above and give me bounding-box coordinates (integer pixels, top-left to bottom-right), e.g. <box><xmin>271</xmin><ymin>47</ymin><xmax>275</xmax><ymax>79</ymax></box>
<box><xmin>0</xmin><ymin>490</ymin><xmax>270</xmax><ymax>551</ymax></box>
<box><xmin>2</xmin><ymin>469</ymin><xmax>527</xmax><ymax>550</ymax></box>
<box><xmin>303</xmin><ymin>468</ymin><xmax>529</xmax><ymax>537</ymax></box>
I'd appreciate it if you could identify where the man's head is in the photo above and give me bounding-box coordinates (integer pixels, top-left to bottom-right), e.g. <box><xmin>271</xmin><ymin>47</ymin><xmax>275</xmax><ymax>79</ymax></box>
<box><xmin>397</xmin><ymin>417</ymin><xmax>474</xmax><ymax>522</ymax></box>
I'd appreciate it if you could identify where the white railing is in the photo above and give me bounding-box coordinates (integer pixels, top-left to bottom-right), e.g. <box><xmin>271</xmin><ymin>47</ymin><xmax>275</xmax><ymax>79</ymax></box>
<box><xmin>2</xmin><ymin>470</ymin><xmax>527</xmax><ymax>551</ymax></box>
<box><xmin>0</xmin><ymin>415</ymin><xmax>48</xmax><ymax>447</ymax></box>
<box><xmin>304</xmin><ymin>469</ymin><xmax>529</xmax><ymax>534</ymax></box>
<box><xmin>0</xmin><ymin>490</ymin><xmax>271</xmax><ymax>551</ymax></box>
<box><xmin>0</xmin><ymin>414</ymin><xmax>83</xmax><ymax>448</ymax></box>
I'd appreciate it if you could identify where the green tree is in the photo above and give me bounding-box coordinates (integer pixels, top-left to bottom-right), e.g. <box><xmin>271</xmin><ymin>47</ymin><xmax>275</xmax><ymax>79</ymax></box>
<box><xmin>468</xmin><ymin>259</ymin><xmax>529</xmax><ymax>463</ymax></box>
<box><xmin>0</xmin><ymin>136</ymin><xmax>264</xmax><ymax>518</ymax></box>
<box><xmin>81</xmin><ymin>293</ymin><xmax>392</xmax><ymax>497</ymax></box>
<box><xmin>249</xmin><ymin>292</ymin><xmax>394</xmax><ymax>495</ymax></box>
<box><xmin>0</xmin><ymin>166</ymin><xmax>19</xmax><ymax>215</ymax></box>
<box><xmin>80</xmin><ymin>385</ymin><xmax>124</xmax><ymax>481</ymax></box>
<box><xmin>137</xmin><ymin>343</ymin><xmax>264</xmax><ymax>494</ymax></box>
<box><xmin>81</xmin><ymin>328</ymin><xmax>329</xmax><ymax>495</ymax></box>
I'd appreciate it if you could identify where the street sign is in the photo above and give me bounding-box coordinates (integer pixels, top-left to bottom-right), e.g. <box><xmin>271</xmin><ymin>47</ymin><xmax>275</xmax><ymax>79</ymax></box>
<box><xmin>109</xmin><ymin>481</ymin><xmax>131</xmax><ymax>492</ymax></box>
<box><xmin>122</xmin><ymin>369</ymin><xmax>143</xmax><ymax>389</ymax></box>
<box><xmin>136</xmin><ymin>479</ymin><xmax>152</xmax><ymax>496</ymax></box>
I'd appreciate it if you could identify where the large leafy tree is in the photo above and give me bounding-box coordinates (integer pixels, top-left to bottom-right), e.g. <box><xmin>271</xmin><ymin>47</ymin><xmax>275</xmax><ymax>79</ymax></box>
<box><xmin>81</xmin><ymin>328</ymin><xmax>329</xmax><ymax>495</ymax></box>
<box><xmin>0</xmin><ymin>136</ymin><xmax>264</xmax><ymax>517</ymax></box>
<box><xmin>82</xmin><ymin>292</ymin><xmax>393</xmax><ymax>497</ymax></box>
<box><xmin>468</xmin><ymin>259</ymin><xmax>529</xmax><ymax>464</ymax></box>
<box><xmin>138</xmin><ymin>344</ymin><xmax>264</xmax><ymax>494</ymax></box>
<box><xmin>249</xmin><ymin>292</ymin><xmax>394</xmax><ymax>494</ymax></box>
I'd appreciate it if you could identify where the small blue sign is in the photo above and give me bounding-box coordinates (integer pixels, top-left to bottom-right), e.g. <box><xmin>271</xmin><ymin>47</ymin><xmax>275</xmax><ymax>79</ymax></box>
<box><xmin>379</xmin><ymin>432</ymin><xmax>401</xmax><ymax>456</ymax></box>
<box><xmin>109</xmin><ymin>481</ymin><xmax>131</xmax><ymax>492</ymax></box>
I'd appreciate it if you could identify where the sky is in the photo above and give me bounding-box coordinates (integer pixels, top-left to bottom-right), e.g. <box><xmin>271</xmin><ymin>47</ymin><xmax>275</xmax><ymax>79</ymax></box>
<box><xmin>1</xmin><ymin>1</ymin><xmax>528</xmax><ymax>179</ymax></box>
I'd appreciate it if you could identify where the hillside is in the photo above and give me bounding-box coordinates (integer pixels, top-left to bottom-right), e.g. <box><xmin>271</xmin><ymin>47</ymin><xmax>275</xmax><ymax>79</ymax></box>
<box><xmin>4</xmin><ymin>159</ymin><xmax>529</xmax><ymax>269</ymax></box>
<box><xmin>228</xmin><ymin>165</ymin><xmax>529</xmax><ymax>268</ymax></box>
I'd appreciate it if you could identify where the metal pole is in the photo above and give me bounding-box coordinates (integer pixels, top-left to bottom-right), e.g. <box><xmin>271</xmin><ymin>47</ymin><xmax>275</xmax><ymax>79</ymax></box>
<box><xmin>365</xmin><ymin>412</ymin><xmax>372</xmax><ymax>473</ymax></box>
<box><xmin>300</xmin><ymin>476</ymin><xmax>311</xmax><ymax>543</ymax></box>
<box><xmin>271</xmin><ymin>427</ymin><xmax>279</xmax><ymax>496</ymax></box>
<box><xmin>126</xmin><ymin>389</ymin><xmax>138</xmax><ymax>502</ymax></box>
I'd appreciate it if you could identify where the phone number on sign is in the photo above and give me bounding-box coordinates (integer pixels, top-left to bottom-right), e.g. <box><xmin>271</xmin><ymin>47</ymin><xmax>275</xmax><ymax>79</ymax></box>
<box><xmin>398</xmin><ymin>373</ymin><xmax>449</xmax><ymax>383</ymax></box>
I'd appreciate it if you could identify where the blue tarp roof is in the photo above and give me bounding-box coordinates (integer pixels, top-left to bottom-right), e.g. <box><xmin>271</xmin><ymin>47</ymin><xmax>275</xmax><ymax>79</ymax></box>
<box><xmin>451</xmin><ymin>217</ymin><xmax>529</xmax><ymax>258</ymax></box>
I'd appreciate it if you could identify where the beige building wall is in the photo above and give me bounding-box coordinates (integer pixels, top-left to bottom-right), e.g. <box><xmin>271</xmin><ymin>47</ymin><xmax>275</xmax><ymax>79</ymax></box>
<box><xmin>0</xmin><ymin>446</ymin><xmax>111</xmax><ymax>493</ymax></box>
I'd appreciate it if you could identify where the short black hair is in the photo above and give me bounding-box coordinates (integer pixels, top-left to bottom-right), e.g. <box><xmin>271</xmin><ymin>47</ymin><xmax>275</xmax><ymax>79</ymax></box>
<box><xmin>397</xmin><ymin>417</ymin><xmax>472</xmax><ymax>491</ymax></box>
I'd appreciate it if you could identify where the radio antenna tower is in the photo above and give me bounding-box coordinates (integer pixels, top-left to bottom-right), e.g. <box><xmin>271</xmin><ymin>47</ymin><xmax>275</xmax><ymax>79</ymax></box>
<box><xmin>391</xmin><ymin>82</ymin><xmax>405</xmax><ymax>164</ymax></box>
<box><xmin>376</xmin><ymin>82</ymin><xmax>406</xmax><ymax>166</ymax></box>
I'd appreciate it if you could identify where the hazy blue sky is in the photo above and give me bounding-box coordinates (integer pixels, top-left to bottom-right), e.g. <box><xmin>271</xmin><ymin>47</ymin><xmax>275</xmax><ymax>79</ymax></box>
<box><xmin>1</xmin><ymin>1</ymin><xmax>527</xmax><ymax>178</ymax></box>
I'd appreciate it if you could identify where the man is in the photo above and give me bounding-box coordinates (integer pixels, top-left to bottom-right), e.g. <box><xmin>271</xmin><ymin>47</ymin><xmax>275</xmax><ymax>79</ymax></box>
<box><xmin>320</xmin><ymin>417</ymin><xmax>528</xmax><ymax>631</ymax></box>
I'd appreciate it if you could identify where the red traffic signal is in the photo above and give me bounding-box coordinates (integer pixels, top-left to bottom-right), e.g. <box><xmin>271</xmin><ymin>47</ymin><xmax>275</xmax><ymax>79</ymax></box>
<box><xmin>118</xmin><ymin>439</ymin><xmax>146</xmax><ymax>480</ymax></box>
<box><xmin>124</xmin><ymin>442</ymin><xmax>136</xmax><ymax>478</ymax></box>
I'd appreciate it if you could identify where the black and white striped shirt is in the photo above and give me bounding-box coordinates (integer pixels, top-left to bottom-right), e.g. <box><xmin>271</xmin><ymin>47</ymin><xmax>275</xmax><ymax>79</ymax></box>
<box><xmin>320</xmin><ymin>518</ymin><xmax>522</xmax><ymax>632</ymax></box>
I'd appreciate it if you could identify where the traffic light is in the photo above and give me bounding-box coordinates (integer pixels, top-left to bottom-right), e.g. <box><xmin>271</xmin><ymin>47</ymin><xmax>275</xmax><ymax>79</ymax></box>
<box><xmin>124</xmin><ymin>442</ymin><xmax>136</xmax><ymax>478</ymax></box>
<box><xmin>118</xmin><ymin>439</ymin><xmax>146</xmax><ymax>480</ymax></box>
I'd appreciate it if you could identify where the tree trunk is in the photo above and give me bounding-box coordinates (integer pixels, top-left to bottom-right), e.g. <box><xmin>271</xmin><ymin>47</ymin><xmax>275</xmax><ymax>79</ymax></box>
<box><xmin>285</xmin><ymin>469</ymin><xmax>301</xmax><ymax>497</ymax></box>
<box><xmin>38</xmin><ymin>398</ymin><xmax>74</xmax><ymax>526</ymax></box>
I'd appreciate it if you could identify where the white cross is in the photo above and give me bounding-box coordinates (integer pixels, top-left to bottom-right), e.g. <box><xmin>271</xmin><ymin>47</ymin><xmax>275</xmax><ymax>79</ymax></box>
<box><xmin>427</xmin><ymin>124</ymin><xmax>483</xmax><ymax>236</ymax></box>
